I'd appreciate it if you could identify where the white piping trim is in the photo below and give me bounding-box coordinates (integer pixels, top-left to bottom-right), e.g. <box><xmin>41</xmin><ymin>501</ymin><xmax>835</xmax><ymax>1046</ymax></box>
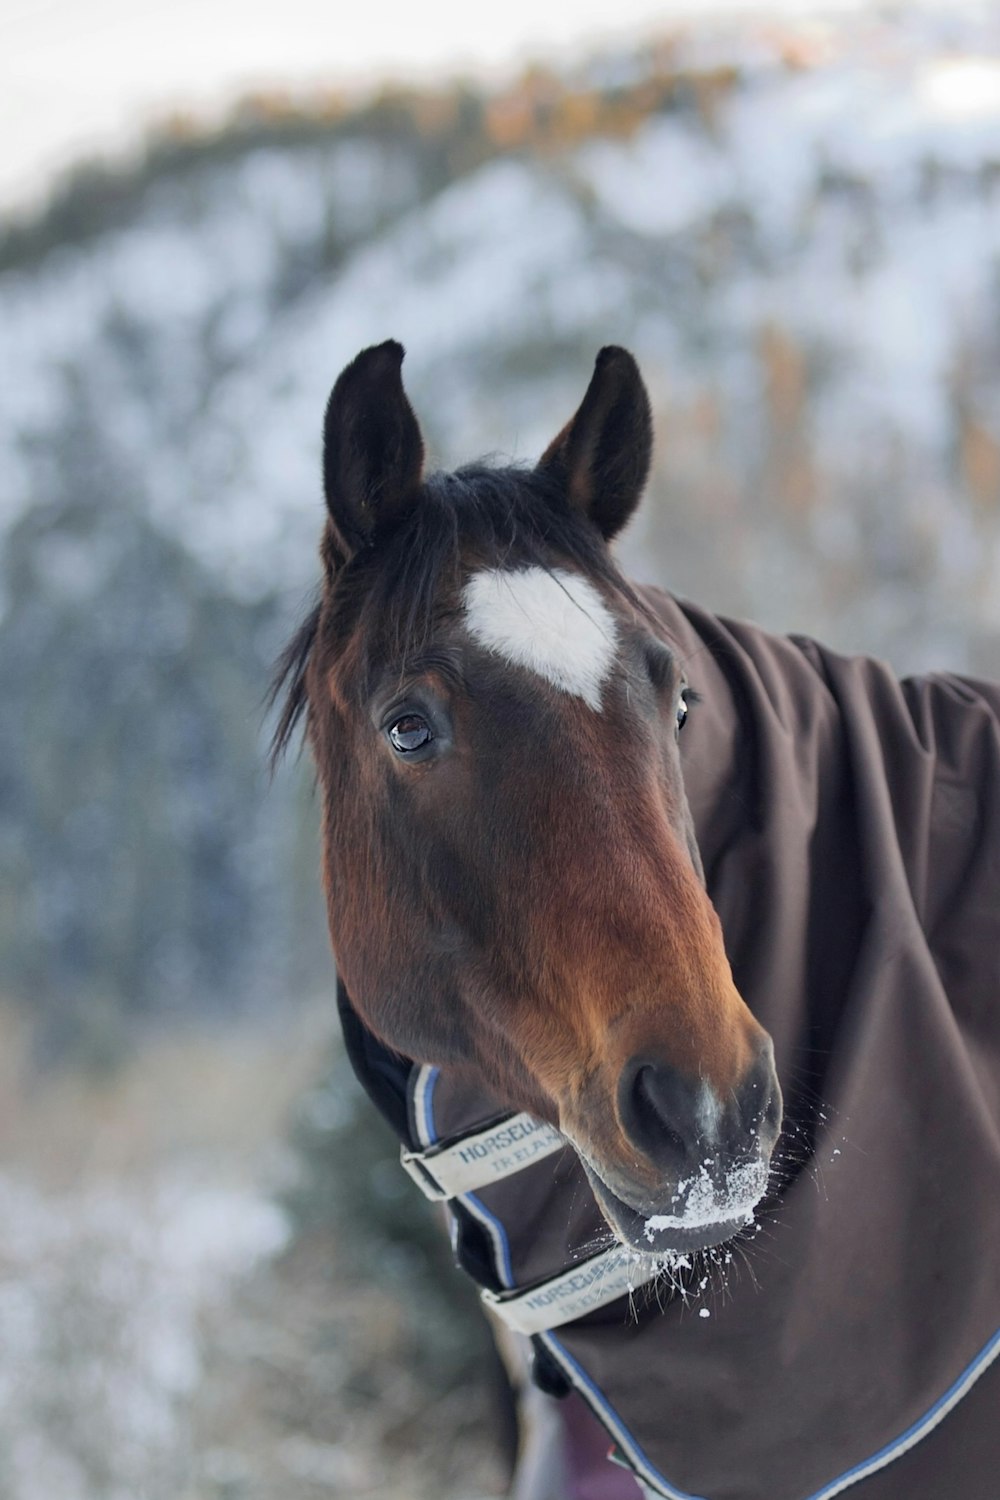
<box><xmin>538</xmin><ymin>1324</ymin><xmax>1000</xmax><ymax>1500</ymax></box>
<box><xmin>804</xmin><ymin>1325</ymin><xmax>1000</xmax><ymax>1500</ymax></box>
<box><xmin>411</xmin><ymin>1063</ymin><xmax>440</xmax><ymax>1149</ymax></box>
<box><xmin>537</xmin><ymin>1332</ymin><xmax>705</xmax><ymax>1500</ymax></box>
<box><xmin>410</xmin><ymin>1062</ymin><xmax>515</xmax><ymax>1288</ymax></box>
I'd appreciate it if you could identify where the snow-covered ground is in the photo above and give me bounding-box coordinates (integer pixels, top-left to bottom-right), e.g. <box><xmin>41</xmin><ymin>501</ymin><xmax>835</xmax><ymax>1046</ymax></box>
<box><xmin>0</xmin><ymin>1171</ymin><xmax>288</xmax><ymax>1500</ymax></box>
<box><xmin>0</xmin><ymin>1012</ymin><xmax>503</xmax><ymax>1500</ymax></box>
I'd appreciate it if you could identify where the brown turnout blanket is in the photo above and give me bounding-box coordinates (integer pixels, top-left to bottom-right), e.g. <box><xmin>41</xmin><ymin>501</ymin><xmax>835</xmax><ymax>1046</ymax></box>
<box><xmin>346</xmin><ymin>589</ymin><xmax>1000</xmax><ymax>1500</ymax></box>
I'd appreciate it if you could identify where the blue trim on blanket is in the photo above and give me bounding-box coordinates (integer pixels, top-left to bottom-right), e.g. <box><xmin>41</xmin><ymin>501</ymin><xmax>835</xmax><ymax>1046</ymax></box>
<box><xmin>542</xmin><ymin>1321</ymin><xmax>1000</xmax><ymax>1500</ymax></box>
<box><xmin>464</xmin><ymin>1192</ymin><xmax>515</xmax><ymax>1287</ymax></box>
<box><xmin>420</xmin><ymin>1066</ymin><xmax>440</xmax><ymax>1144</ymax></box>
<box><xmin>424</xmin><ymin>1068</ymin><xmax>515</xmax><ymax>1288</ymax></box>
<box><xmin>543</xmin><ymin>1332</ymin><xmax>706</xmax><ymax>1500</ymax></box>
<box><xmin>802</xmin><ymin>1324</ymin><xmax>1000</xmax><ymax>1500</ymax></box>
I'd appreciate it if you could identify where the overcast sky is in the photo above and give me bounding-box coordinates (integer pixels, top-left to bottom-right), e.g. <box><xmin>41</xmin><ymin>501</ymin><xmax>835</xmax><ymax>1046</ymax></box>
<box><xmin>2</xmin><ymin>0</ymin><xmax>874</xmax><ymax>216</ymax></box>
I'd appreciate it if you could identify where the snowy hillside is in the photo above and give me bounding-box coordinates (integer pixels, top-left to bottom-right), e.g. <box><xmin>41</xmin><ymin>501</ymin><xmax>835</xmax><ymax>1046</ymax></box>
<box><xmin>2</xmin><ymin>4</ymin><xmax>1000</xmax><ymax>1024</ymax></box>
<box><xmin>3</xmin><ymin>10</ymin><xmax>1000</xmax><ymax>658</ymax></box>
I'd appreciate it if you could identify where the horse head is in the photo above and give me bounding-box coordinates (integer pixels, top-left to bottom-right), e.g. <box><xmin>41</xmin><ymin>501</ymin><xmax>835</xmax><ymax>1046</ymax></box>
<box><xmin>277</xmin><ymin>340</ymin><xmax>782</xmax><ymax>1253</ymax></box>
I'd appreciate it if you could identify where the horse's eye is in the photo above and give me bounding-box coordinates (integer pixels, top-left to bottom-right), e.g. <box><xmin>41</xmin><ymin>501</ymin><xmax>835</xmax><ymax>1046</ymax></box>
<box><xmin>676</xmin><ymin>690</ymin><xmax>689</xmax><ymax>733</ymax></box>
<box><xmin>388</xmin><ymin>714</ymin><xmax>433</xmax><ymax>754</ymax></box>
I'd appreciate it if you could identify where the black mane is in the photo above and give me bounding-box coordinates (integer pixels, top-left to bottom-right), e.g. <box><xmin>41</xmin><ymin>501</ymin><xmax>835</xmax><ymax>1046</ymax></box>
<box><xmin>268</xmin><ymin>597</ymin><xmax>322</xmax><ymax>767</ymax></box>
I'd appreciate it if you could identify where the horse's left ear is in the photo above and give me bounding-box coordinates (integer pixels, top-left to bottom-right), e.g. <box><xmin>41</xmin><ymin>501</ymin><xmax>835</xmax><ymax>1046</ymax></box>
<box><xmin>322</xmin><ymin>340</ymin><xmax>424</xmax><ymax>564</ymax></box>
<box><xmin>538</xmin><ymin>346</ymin><xmax>652</xmax><ymax>541</ymax></box>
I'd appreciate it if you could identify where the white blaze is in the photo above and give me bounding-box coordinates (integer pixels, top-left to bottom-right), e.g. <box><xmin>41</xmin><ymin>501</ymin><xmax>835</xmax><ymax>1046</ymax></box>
<box><xmin>461</xmin><ymin>566</ymin><xmax>618</xmax><ymax>712</ymax></box>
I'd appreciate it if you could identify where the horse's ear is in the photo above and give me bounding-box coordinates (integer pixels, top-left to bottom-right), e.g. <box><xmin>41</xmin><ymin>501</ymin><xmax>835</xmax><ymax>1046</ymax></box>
<box><xmin>322</xmin><ymin>340</ymin><xmax>424</xmax><ymax>564</ymax></box>
<box><xmin>538</xmin><ymin>346</ymin><xmax>652</xmax><ymax>541</ymax></box>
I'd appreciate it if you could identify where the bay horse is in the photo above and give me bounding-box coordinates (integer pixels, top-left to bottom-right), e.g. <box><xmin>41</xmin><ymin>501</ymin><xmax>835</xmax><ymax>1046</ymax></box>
<box><xmin>273</xmin><ymin>342</ymin><xmax>1000</xmax><ymax>1500</ymax></box>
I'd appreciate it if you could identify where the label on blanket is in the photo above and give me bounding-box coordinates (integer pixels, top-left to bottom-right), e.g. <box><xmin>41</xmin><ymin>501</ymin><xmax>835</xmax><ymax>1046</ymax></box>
<box><xmin>400</xmin><ymin>1112</ymin><xmax>565</xmax><ymax>1200</ymax></box>
<box><xmin>481</xmin><ymin>1247</ymin><xmax>660</xmax><ymax>1335</ymax></box>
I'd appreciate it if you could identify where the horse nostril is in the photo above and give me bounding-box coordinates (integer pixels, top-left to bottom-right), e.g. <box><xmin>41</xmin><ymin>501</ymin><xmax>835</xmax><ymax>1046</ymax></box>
<box><xmin>618</xmin><ymin>1058</ymin><xmax>703</xmax><ymax>1172</ymax></box>
<box><xmin>634</xmin><ymin>1067</ymin><xmax>687</xmax><ymax>1160</ymax></box>
<box><xmin>618</xmin><ymin>1045</ymin><xmax>781</xmax><ymax>1177</ymax></box>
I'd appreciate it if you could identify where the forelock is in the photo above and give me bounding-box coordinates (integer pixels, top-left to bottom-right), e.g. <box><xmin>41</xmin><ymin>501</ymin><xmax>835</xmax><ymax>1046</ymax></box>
<box><xmin>271</xmin><ymin>460</ymin><xmax>654</xmax><ymax>758</ymax></box>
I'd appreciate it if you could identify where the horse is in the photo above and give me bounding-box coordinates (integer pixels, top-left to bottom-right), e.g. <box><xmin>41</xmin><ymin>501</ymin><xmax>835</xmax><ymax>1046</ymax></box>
<box><xmin>272</xmin><ymin>342</ymin><xmax>1000</xmax><ymax>1500</ymax></box>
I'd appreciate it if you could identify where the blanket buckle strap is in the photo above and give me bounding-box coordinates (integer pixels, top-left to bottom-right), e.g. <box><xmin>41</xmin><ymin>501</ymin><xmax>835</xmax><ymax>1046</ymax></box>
<box><xmin>481</xmin><ymin>1246</ymin><xmax>661</xmax><ymax>1336</ymax></box>
<box><xmin>400</xmin><ymin>1111</ymin><xmax>565</xmax><ymax>1201</ymax></box>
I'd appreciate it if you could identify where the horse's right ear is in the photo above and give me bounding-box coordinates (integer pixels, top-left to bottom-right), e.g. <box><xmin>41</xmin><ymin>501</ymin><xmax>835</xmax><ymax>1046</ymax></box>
<box><xmin>322</xmin><ymin>341</ymin><xmax>424</xmax><ymax>566</ymax></box>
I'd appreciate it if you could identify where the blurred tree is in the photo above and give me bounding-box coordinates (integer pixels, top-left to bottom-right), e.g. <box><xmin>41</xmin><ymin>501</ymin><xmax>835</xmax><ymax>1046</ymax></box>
<box><xmin>0</xmin><ymin>370</ymin><xmax>323</xmax><ymax>1058</ymax></box>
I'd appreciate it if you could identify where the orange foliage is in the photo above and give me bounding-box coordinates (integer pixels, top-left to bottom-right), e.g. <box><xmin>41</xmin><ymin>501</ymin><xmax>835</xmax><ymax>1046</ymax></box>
<box><xmin>961</xmin><ymin>416</ymin><xmax>1000</xmax><ymax>514</ymax></box>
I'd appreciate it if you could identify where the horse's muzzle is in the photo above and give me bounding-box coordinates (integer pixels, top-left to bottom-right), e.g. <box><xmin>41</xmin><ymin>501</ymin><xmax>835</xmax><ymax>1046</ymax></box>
<box><xmin>581</xmin><ymin>1040</ymin><xmax>783</xmax><ymax>1253</ymax></box>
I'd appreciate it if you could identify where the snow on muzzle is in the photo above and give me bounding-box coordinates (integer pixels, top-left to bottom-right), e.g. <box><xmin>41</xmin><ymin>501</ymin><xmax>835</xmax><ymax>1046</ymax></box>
<box><xmin>586</xmin><ymin>1155</ymin><xmax>772</xmax><ymax>1254</ymax></box>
